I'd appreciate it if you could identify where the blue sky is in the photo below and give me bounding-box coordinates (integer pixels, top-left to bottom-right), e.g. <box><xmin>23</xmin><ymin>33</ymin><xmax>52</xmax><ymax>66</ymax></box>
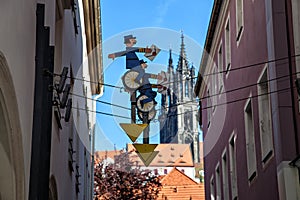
<box><xmin>95</xmin><ymin>0</ymin><xmax>214</xmax><ymax>151</ymax></box>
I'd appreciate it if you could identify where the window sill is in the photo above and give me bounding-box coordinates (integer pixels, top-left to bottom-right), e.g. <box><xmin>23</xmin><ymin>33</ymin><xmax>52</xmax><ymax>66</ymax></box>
<box><xmin>248</xmin><ymin>171</ymin><xmax>257</xmax><ymax>184</ymax></box>
<box><xmin>262</xmin><ymin>150</ymin><xmax>274</xmax><ymax>169</ymax></box>
<box><xmin>225</xmin><ymin>63</ymin><xmax>231</xmax><ymax>78</ymax></box>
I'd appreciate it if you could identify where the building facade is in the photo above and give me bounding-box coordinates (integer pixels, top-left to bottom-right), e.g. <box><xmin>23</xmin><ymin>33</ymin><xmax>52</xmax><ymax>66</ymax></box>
<box><xmin>0</xmin><ymin>0</ymin><xmax>102</xmax><ymax>199</ymax></box>
<box><xmin>159</xmin><ymin>34</ymin><xmax>200</xmax><ymax>163</ymax></box>
<box><xmin>195</xmin><ymin>0</ymin><xmax>300</xmax><ymax>200</ymax></box>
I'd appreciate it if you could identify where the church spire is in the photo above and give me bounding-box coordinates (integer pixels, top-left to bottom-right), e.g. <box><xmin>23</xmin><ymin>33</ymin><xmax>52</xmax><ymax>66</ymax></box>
<box><xmin>177</xmin><ymin>31</ymin><xmax>189</xmax><ymax>73</ymax></box>
<box><xmin>180</xmin><ymin>31</ymin><xmax>186</xmax><ymax>59</ymax></box>
<box><xmin>168</xmin><ymin>48</ymin><xmax>173</xmax><ymax>68</ymax></box>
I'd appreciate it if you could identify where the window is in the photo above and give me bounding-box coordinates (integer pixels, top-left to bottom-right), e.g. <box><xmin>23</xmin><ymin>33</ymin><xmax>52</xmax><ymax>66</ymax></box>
<box><xmin>164</xmin><ymin>169</ymin><xmax>168</xmax><ymax>174</ymax></box>
<box><xmin>210</xmin><ymin>176</ymin><xmax>215</xmax><ymax>200</ymax></box>
<box><xmin>258</xmin><ymin>66</ymin><xmax>273</xmax><ymax>164</ymax></box>
<box><xmin>154</xmin><ymin>169</ymin><xmax>158</xmax><ymax>175</ymax></box>
<box><xmin>222</xmin><ymin>150</ymin><xmax>229</xmax><ymax>200</ymax></box>
<box><xmin>215</xmin><ymin>165</ymin><xmax>221</xmax><ymax>200</ymax></box>
<box><xmin>244</xmin><ymin>98</ymin><xmax>257</xmax><ymax>182</ymax></box>
<box><xmin>207</xmin><ymin>89</ymin><xmax>212</xmax><ymax>128</ymax></box>
<box><xmin>185</xmin><ymin>81</ymin><xmax>189</xmax><ymax>97</ymax></box>
<box><xmin>70</xmin><ymin>65</ymin><xmax>75</xmax><ymax>85</ymax></box>
<box><xmin>212</xmin><ymin>66</ymin><xmax>218</xmax><ymax>112</ymax></box>
<box><xmin>218</xmin><ymin>43</ymin><xmax>223</xmax><ymax>93</ymax></box>
<box><xmin>236</xmin><ymin>0</ymin><xmax>244</xmax><ymax>42</ymax></box>
<box><xmin>290</xmin><ymin>0</ymin><xmax>300</xmax><ymax>112</ymax></box>
<box><xmin>180</xmin><ymin>78</ymin><xmax>183</xmax><ymax>99</ymax></box>
<box><xmin>225</xmin><ymin>17</ymin><xmax>231</xmax><ymax>75</ymax></box>
<box><xmin>229</xmin><ymin>133</ymin><xmax>238</xmax><ymax>199</ymax></box>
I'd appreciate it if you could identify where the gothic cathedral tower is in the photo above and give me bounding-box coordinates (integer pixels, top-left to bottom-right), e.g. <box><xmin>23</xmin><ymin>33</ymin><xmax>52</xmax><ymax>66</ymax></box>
<box><xmin>159</xmin><ymin>33</ymin><xmax>200</xmax><ymax>163</ymax></box>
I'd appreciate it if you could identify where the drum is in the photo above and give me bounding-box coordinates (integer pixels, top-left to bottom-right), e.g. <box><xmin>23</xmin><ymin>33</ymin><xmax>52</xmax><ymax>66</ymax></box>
<box><xmin>122</xmin><ymin>70</ymin><xmax>141</xmax><ymax>91</ymax></box>
<box><xmin>136</xmin><ymin>94</ymin><xmax>155</xmax><ymax>113</ymax></box>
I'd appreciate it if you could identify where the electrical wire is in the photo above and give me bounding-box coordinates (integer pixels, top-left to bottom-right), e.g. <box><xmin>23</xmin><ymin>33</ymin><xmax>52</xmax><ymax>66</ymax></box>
<box><xmin>156</xmin><ymin>68</ymin><xmax>298</xmax><ymax>110</ymax></box>
<box><xmin>72</xmin><ymin>85</ymin><xmax>294</xmax><ymax>123</ymax></box>
<box><xmin>73</xmin><ymin>107</ymin><xmax>131</xmax><ymax>120</ymax></box>
<box><xmin>49</xmin><ymin>54</ymin><xmax>300</xmax><ymax>120</ymax></box>
<box><xmin>201</xmin><ymin>69</ymin><xmax>293</xmax><ymax>101</ymax></box>
<box><xmin>202</xmin><ymin>86</ymin><xmax>292</xmax><ymax>110</ymax></box>
<box><xmin>69</xmin><ymin>70</ymin><xmax>298</xmax><ymax>119</ymax></box>
<box><xmin>50</xmin><ymin>54</ymin><xmax>300</xmax><ymax>90</ymax></box>
<box><xmin>201</xmin><ymin>53</ymin><xmax>300</xmax><ymax>77</ymax></box>
<box><xmin>71</xmin><ymin>92</ymin><xmax>131</xmax><ymax>110</ymax></box>
<box><xmin>52</xmin><ymin>72</ymin><xmax>123</xmax><ymax>89</ymax></box>
<box><xmin>67</xmin><ymin>63</ymin><xmax>297</xmax><ymax>113</ymax></box>
<box><xmin>158</xmin><ymin>86</ymin><xmax>293</xmax><ymax>120</ymax></box>
<box><xmin>157</xmin><ymin>54</ymin><xmax>300</xmax><ymax>86</ymax></box>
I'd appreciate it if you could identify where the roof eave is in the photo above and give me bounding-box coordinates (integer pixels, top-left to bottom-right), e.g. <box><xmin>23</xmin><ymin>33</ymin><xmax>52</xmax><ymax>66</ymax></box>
<box><xmin>195</xmin><ymin>0</ymin><xmax>223</xmax><ymax>95</ymax></box>
<box><xmin>82</xmin><ymin>0</ymin><xmax>103</xmax><ymax>95</ymax></box>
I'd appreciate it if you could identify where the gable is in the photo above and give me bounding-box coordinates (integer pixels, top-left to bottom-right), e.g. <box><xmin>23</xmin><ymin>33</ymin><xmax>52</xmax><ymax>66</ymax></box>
<box><xmin>161</xmin><ymin>167</ymin><xmax>198</xmax><ymax>186</ymax></box>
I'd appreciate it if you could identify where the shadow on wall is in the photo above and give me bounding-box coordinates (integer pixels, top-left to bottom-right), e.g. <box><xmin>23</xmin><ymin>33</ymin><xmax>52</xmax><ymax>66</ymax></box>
<box><xmin>0</xmin><ymin>51</ymin><xmax>24</xmax><ymax>200</ymax></box>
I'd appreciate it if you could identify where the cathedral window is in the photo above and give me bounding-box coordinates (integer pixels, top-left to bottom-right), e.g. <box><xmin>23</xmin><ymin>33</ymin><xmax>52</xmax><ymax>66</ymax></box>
<box><xmin>185</xmin><ymin>81</ymin><xmax>189</xmax><ymax>97</ymax></box>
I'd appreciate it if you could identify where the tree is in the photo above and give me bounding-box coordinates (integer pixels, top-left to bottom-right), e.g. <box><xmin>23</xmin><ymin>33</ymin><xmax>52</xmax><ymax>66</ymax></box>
<box><xmin>94</xmin><ymin>151</ymin><xmax>162</xmax><ymax>200</ymax></box>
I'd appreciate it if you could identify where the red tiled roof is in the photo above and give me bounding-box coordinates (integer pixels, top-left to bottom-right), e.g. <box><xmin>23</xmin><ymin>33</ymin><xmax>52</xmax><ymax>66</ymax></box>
<box><xmin>161</xmin><ymin>167</ymin><xmax>198</xmax><ymax>186</ymax></box>
<box><xmin>158</xmin><ymin>168</ymin><xmax>205</xmax><ymax>200</ymax></box>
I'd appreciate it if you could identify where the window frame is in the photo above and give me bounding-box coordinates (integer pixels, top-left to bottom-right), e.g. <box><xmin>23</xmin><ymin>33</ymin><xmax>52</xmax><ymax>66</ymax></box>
<box><xmin>244</xmin><ymin>97</ymin><xmax>257</xmax><ymax>183</ymax></box>
<box><xmin>222</xmin><ymin>149</ymin><xmax>229</xmax><ymax>200</ymax></box>
<box><xmin>257</xmin><ymin>65</ymin><xmax>274</xmax><ymax>166</ymax></box>
<box><xmin>236</xmin><ymin>0</ymin><xmax>244</xmax><ymax>44</ymax></box>
<box><xmin>218</xmin><ymin>42</ymin><xmax>224</xmax><ymax>93</ymax></box>
<box><xmin>215</xmin><ymin>163</ymin><xmax>221</xmax><ymax>200</ymax></box>
<box><xmin>225</xmin><ymin>16</ymin><xmax>232</xmax><ymax>78</ymax></box>
<box><xmin>229</xmin><ymin>132</ymin><xmax>238</xmax><ymax>200</ymax></box>
<box><xmin>210</xmin><ymin>175</ymin><xmax>216</xmax><ymax>200</ymax></box>
<box><xmin>207</xmin><ymin>88</ymin><xmax>212</xmax><ymax>128</ymax></box>
<box><xmin>212</xmin><ymin>65</ymin><xmax>218</xmax><ymax>113</ymax></box>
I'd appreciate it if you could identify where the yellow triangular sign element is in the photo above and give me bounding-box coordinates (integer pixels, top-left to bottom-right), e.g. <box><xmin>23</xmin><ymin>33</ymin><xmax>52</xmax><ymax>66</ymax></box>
<box><xmin>137</xmin><ymin>151</ymin><xmax>159</xmax><ymax>167</ymax></box>
<box><xmin>134</xmin><ymin>144</ymin><xmax>159</xmax><ymax>167</ymax></box>
<box><xmin>119</xmin><ymin>123</ymin><xmax>148</xmax><ymax>142</ymax></box>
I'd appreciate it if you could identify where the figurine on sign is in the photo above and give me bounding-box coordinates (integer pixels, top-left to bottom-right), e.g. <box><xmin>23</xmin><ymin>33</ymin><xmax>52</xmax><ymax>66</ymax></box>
<box><xmin>108</xmin><ymin>35</ymin><xmax>155</xmax><ymax>69</ymax></box>
<box><xmin>133</xmin><ymin>59</ymin><xmax>160</xmax><ymax>108</ymax></box>
<box><xmin>109</xmin><ymin>35</ymin><xmax>165</xmax><ymax>115</ymax></box>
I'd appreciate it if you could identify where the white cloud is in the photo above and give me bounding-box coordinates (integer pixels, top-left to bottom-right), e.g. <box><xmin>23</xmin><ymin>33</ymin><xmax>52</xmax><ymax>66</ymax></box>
<box><xmin>154</xmin><ymin>0</ymin><xmax>176</xmax><ymax>26</ymax></box>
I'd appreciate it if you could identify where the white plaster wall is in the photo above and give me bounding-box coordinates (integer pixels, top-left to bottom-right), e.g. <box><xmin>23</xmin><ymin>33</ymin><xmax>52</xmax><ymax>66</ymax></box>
<box><xmin>136</xmin><ymin>166</ymin><xmax>196</xmax><ymax>182</ymax></box>
<box><xmin>50</xmin><ymin>5</ymin><xmax>92</xmax><ymax>199</ymax></box>
<box><xmin>0</xmin><ymin>0</ymin><xmax>37</xmax><ymax>198</ymax></box>
<box><xmin>45</xmin><ymin>1</ymin><xmax>81</xmax><ymax>199</ymax></box>
<box><xmin>0</xmin><ymin>1</ymin><xmax>94</xmax><ymax>198</ymax></box>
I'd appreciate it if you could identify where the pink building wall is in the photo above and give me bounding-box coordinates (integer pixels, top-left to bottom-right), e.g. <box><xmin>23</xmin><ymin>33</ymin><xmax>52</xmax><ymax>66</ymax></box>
<box><xmin>195</xmin><ymin>0</ymin><xmax>300</xmax><ymax>199</ymax></box>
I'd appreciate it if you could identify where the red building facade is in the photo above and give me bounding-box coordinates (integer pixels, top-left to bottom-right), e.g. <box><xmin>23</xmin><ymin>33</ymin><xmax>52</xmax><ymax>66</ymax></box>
<box><xmin>195</xmin><ymin>0</ymin><xmax>300</xmax><ymax>199</ymax></box>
